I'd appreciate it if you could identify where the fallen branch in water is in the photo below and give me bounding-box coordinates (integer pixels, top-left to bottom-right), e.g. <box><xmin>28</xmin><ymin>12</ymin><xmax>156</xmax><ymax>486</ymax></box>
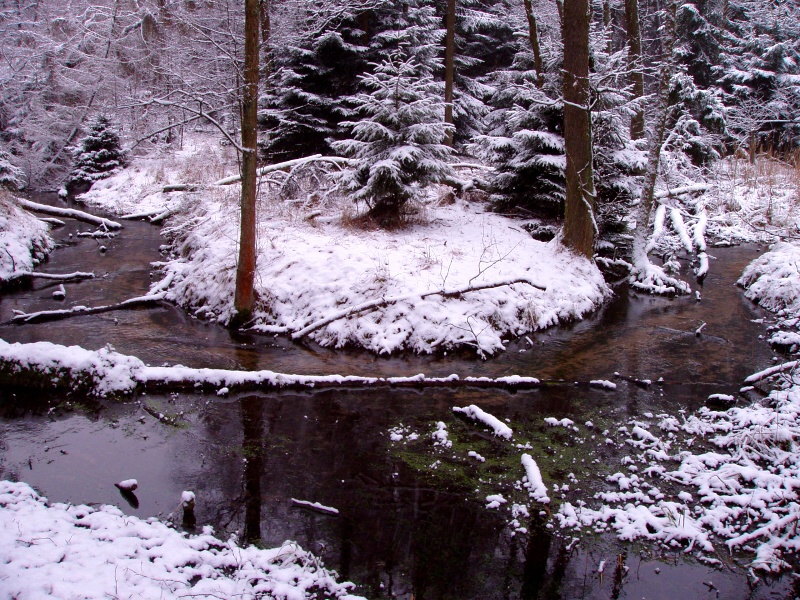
<box><xmin>290</xmin><ymin>278</ymin><xmax>546</xmax><ymax>340</ymax></box>
<box><xmin>3</xmin><ymin>271</ymin><xmax>95</xmax><ymax>285</ymax></box>
<box><xmin>6</xmin><ymin>293</ymin><xmax>165</xmax><ymax>324</ymax></box>
<box><xmin>17</xmin><ymin>199</ymin><xmax>122</xmax><ymax>230</ymax></box>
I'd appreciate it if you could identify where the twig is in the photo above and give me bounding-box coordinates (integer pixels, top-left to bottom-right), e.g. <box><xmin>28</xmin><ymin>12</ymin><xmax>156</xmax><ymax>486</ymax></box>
<box><xmin>290</xmin><ymin>277</ymin><xmax>546</xmax><ymax>339</ymax></box>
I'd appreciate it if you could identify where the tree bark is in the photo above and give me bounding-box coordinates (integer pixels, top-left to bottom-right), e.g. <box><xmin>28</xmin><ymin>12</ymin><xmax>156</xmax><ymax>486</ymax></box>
<box><xmin>625</xmin><ymin>0</ymin><xmax>645</xmax><ymax>139</ymax></box>
<box><xmin>444</xmin><ymin>0</ymin><xmax>456</xmax><ymax>146</ymax></box>
<box><xmin>259</xmin><ymin>0</ymin><xmax>271</xmax><ymax>80</ymax></box>
<box><xmin>523</xmin><ymin>0</ymin><xmax>544</xmax><ymax>87</ymax></box>
<box><xmin>233</xmin><ymin>0</ymin><xmax>260</xmax><ymax>326</ymax></box>
<box><xmin>562</xmin><ymin>0</ymin><xmax>596</xmax><ymax>259</ymax></box>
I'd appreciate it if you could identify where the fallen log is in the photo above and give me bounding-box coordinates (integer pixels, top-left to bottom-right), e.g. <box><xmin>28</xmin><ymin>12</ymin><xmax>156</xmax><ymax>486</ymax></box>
<box><xmin>3</xmin><ymin>271</ymin><xmax>95</xmax><ymax>285</ymax></box>
<box><xmin>162</xmin><ymin>184</ymin><xmax>202</xmax><ymax>193</ymax></box>
<box><xmin>17</xmin><ymin>198</ymin><xmax>122</xmax><ymax>230</ymax></box>
<box><xmin>290</xmin><ymin>277</ymin><xmax>546</xmax><ymax>340</ymax></box>
<box><xmin>6</xmin><ymin>293</ymin><xmax>165</xmax><ymax>324</ymax></box>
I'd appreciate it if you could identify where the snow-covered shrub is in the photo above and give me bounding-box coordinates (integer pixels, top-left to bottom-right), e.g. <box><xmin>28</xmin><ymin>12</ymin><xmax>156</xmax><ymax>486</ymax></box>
<box><xmin>0</xmin><ymin>191</ymin><xmax>52</xmax><ymax>282</ymax></box>
<box><xmin>0</xmin><ymin>146</ymin><xmax>24</xmax><ymax>192</ymax></box>
<box><xmin>333</xmin><ymin>52</ymin><xmax>454</xmax><ymax>226</ymax></box>
<box><xmin>67</xmin><ymin>115</ymin><xmax>127</xmax><ymax>189</ymax></box>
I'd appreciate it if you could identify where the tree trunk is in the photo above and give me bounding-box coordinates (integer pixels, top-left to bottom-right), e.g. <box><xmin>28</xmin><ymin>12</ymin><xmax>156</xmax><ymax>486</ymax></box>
<box><xmin>562</xmin><ymin>0</ymin><xmax>596</xmax><ymax>259</ymax></box>
<box><xmin>259</xmin><ymin>0</ymin><xmax>271</xmax><ymax>80</ymax></box>
<box><xmin>523</xmin><ymin>0</ymin><xmax>544</xmax><ymax>87</ymax></box>
<box><xmin>233</xmin><ymin>0</ymin><xmax>260</xmax><ymax>326</ymax></box>
<box><xmin>631</xmin><ymin>0</ymin><xmax>678</xmax><ymax>270</ymax></box>
<box><xmin>444</xmin><ymin>0</ymin><xmax>456</xmax><ymax>146</ymax></box>
<box><xmin>625</xmin><ymin>0</ymin><xmax>645</xmax><ymax>139</ymax></box>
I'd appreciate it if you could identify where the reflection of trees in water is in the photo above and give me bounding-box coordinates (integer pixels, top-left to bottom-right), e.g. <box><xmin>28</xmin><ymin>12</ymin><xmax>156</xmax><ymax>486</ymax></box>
<box><xmin>195</xmin><ymin>386</ymin><xmax>586</xmax><ymax>598</ymax></box>
<box><xmin>241</xmin><ymin>394</ymin><xmax>264</xmax><ymax>545</ymax></box>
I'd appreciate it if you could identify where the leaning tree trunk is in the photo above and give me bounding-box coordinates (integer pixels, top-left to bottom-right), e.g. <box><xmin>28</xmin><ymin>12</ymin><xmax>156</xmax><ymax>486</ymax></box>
<box><xmin>562</xmin><ymin>0</ymin><xmax>596</xmax><ymax>259</ymax></box>
<box><xmin>523</xmin><ymin>0</ymin><xmax>544</xmax><ymax>87</ymax></box>
<box><xmin>631</xmin><ymin>0</ymin><xmax>678</xmax><ymax>270</ymax></box>
<box><xmin>232</xmin><ymin>0</ymin><xmax>260</xmax><ymax>326</ymax></box>
<box><xmin>625</xmin><ymin>0</ymin><xmax>645</xmax><ymax>139</ymax></box>
<box><xmin>444</xmin><ymin>0</ymin><xmax>456</xmax><ymax>146</ymax></box>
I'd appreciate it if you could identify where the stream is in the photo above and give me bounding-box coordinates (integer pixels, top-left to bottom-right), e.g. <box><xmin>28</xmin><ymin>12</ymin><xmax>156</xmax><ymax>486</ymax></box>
<box><xmin>0</xmin><ymin>193</ymin><xmax>796</xmax><ymax>599</ymax></box>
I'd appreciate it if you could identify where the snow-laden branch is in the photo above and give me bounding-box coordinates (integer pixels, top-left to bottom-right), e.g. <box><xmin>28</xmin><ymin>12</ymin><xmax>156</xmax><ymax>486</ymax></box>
<box><xmin>744</xmin><ymin>360</ymin><xmax>799</xmax><ymax>384</ymax></box>
<box><xmin>213</xmin><ymin>155</ymin><xmax>354</xmax><ymax>186</ymax></box>
<box><xmin>290</xmin><ymin>277</ymin><xmax>546</xmax><ymax>340</ymax></box>
<box><xmin>17</xmin><ymin>199</ymin><xmax>122</xmax><ymax>230</ymax></box>
<box><xmin>654</xmin><ymin>183</ymin><xmax>710</xmax><ymax>201</ymax></box>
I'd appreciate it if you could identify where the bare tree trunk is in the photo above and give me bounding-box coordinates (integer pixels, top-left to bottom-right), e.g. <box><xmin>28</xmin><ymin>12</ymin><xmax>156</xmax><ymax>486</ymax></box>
<box><xmin>444</xmin><ymin>0</ymin><xmax>456</xmax><ymax>146</ymax></box>
<box><xmin>625</xmin><ymin>0</ymin><xmax>645</xmax><ymax>139</ymax></box>
<box><xmin>631</xmin><ymin>0</ymin><xmax>678</xmax><ymax>270</ymax></box>
<box><xmin>233</xmin><ymin>0</ymin><xmax>260</xmax><ymax>326</ymax></box>
<box><xmin>523</xmin><ymin>0</ymin><xmax>544</xmax><ymax>87</ymax></box>
<box><xmin>259</xmin><ymin>0</ymin><xmax>271</xmax><ymax>80</ymax></box>
<box><xmin>562</xmin><ymin>0</ymin><xmax>596</xmax><ymax>258</ymax></box>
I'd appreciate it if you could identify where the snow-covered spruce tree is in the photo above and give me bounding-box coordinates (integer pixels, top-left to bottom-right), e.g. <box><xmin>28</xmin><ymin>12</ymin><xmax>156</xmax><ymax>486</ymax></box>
<box><xmin>260</xmin><ymin>15</ymin><xmax>370</xmax><ymax>162</ymax></box>
<box><xmin>478</xmin><ymin>71</ymin><xmax>566</xmax><ymax>218</ymax></box>
<box><xmin>332</xmin><ymin>53</ymin><xmax>454</xmax><ymax>226</ymax></box>
<box><xmin>0</xmin><ymin>146</ymin><xmax>24</xmax><ymax>192</ymax></box>
<box><xmin>67</xmin><ymin>116</ymin><xmax>127</xmax><ymax>189</ymax></box>
<box><xmin>368</xmin><ymin>0</ymin><xmax>444</xmax><ymax>78</ymax></box>
<box><xmin>718</xmin><ymin>0</ymin><xmax>800</xmax><ymax>155</ymax></box>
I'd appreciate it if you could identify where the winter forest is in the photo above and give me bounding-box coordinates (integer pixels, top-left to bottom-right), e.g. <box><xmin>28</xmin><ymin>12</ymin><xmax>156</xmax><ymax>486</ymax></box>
<box><xmin>2</xmin><ymin>0</ymin><xmax>800</xmax><ymax>598</ymax></box>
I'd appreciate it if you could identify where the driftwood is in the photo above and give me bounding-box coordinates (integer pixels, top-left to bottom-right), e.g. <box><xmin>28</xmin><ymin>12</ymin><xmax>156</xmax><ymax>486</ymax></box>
<box><xmin>290</xmin><ymin>278</ymin><xmax>546</xmax><ymax>340</ymax></box>
<box><xmin>6</xmin><ymin>293</ymin><xmax>165</xmax><ymax>324</ymax></box>
<box><xmin>39</xmin><ymin>217</ymin><xmax>66</xmax><ymax>227</ymax></box>
<box><xmin>17</xmin><ymin>199</ymin><xmax>122</xmax><ymax>230</ymax></box>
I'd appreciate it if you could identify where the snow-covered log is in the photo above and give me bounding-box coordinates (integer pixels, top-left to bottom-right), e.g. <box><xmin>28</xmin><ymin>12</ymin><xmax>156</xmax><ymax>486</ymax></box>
<box><xmin>3</xmin><ymin>271</ymin><xmax>94</xmax><ymax>284</ymax></box>
<box><xmin>17</xmin><ymin>199</ymin><xmax>122</xmax><ymax>230</ymax></box>
<box><xmin>0</xmin><ymin>339</ymin><xmax>547</xmax><ymax>397</ymax></box>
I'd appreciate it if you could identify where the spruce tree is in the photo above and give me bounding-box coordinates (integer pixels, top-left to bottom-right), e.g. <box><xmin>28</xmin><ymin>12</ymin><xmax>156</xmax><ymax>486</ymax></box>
<box><xmin>67</xmin><ymin>116</ymin><xmax>127</xmax><ymax>188</ymax></box>
<box><xmin>333</xmin><ymin>53</ymin><xmax>454</xmax><ymax>226</ymax></box>
<box><xmin>260</xmin><ymin>17</ymin><xmax>369</xmax><ymax>162</ymax></box>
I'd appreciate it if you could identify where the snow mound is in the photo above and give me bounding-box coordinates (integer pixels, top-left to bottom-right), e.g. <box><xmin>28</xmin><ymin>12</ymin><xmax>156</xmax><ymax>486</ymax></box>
<box><xmin>0</xmin><ymin>192</ymin><xmax>53</xmax><ymax>283</ymax></box>
<box><xmin>0</xmin><ymin>480</ymin><xmax>363</xmax><ymax>599</ymax></box>
<box><xmin>164</xmin><ymin>197</ymin><xmax>606</xmax><ymax>355</ymax></box>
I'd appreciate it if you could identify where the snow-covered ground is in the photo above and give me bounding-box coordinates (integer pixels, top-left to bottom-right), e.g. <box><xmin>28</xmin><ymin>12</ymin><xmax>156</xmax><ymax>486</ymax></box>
<box><xmin>78</xmin><ymin>140</ymin><xmax>608</xmax><ymax>356</ymax></box>
<box><xmin>0</xmin><ymin>191</ymin><xmax>53</xmax><ymax>283</ymax></box>
<box><xmin>0</xmin><ymin>480</ymin><xmax>363</xmax><ymax>599</ymax></box>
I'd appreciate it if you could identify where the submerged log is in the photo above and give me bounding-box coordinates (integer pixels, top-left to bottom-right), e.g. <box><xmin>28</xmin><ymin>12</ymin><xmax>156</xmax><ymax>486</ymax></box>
<box><xmin>6</xmin><ymin>293</ymin><xmax>165</xmax><ymax>324</ymax></box>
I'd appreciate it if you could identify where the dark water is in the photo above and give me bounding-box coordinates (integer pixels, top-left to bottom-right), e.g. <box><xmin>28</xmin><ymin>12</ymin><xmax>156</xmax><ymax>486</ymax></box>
<box><xmin>0</xmin><ymin>194</ymin><xmax>795</xmax><ymax>599</ymax></box>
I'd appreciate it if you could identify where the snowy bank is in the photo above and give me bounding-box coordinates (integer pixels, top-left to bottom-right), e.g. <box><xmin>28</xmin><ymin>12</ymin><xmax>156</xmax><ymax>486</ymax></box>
<box><xmin>0</xmin><ymin>339</ymin><xmax>548</xmax><ymax>397</ymax></box>
<box><xmin>0</xmin><ymin>480</ymin><xmax>363</xmax><ymax>599</ymax></box>
<box><xmin>0</xmin><ymin>192</ymin><xmax>53</xmax><ymax>283</ymax></box>
<box><xmin>75</xmin><ymin>148</ymin><xmax>608</xmax><ymax>356</ymax></box>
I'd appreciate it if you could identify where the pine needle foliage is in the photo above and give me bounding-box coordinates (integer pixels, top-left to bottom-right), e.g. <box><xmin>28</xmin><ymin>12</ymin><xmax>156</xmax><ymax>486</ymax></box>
<box><xmin>333</xmin><ymin>52</ymin><xmax>454</xmax><ymax>226</ymax></box>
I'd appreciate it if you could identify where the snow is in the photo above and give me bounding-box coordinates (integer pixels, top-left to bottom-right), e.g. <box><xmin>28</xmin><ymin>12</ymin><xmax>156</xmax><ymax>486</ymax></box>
<box><xmin>290</xmin><ymin>499</ymin><xmax>340</xmax><ymax>515</ymax></box>
<box><xmin>77</xmin><ymin>146</ymin><xmax>608</xmax><ymax>356</ymax></box>
<box><xmin>0</xmin><ymin>192</ymin><xmax>53</xmax><ymax>283</ymax></box>
<box><xmin>115</xmin><ymin>479</ymin><xmax>138</xmax><ymax>491</ymax></box>
<box><xmin>0</xmin><ymin>480</ymin><xmax>363</xmax><ymax>599</ymax></box>
<box><xmin>452</xmin><ymin>405</ymin><xmax>513</xmax><ymax>439</ymax></box>
<box><xmin>521</xmin><ymin>454</ymin><xmax>550</xmax><ymax>504</ymax></box>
